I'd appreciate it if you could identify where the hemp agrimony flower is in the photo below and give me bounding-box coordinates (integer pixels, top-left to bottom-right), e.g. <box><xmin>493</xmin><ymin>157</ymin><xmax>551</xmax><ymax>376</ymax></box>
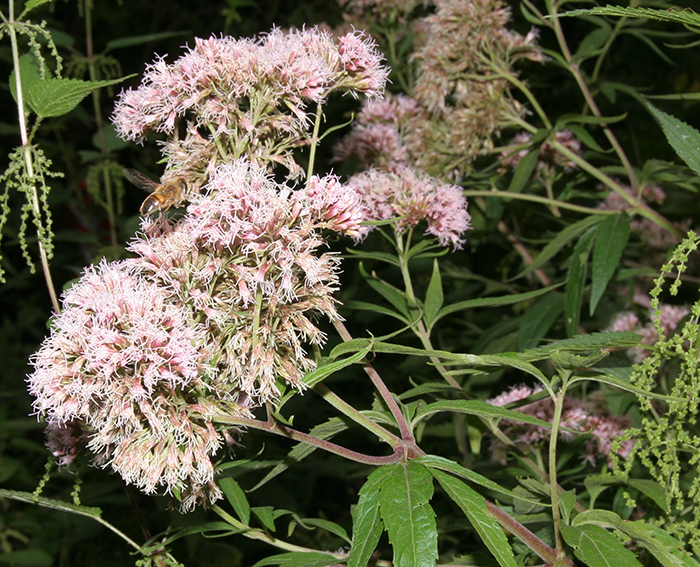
<box><xmin>112</xmin><ymin>28</ymin><xmax>388</xmax><ymax>188</ymax></box>
<box><xmin>28</xmin><ymin>160</ymin><xmax>367</xmax><ymax>510</ymax></box>
<box><xmin>347</xmin><ymin>167</ymin><xmax>471</xmax><ymax>249</ymax></box>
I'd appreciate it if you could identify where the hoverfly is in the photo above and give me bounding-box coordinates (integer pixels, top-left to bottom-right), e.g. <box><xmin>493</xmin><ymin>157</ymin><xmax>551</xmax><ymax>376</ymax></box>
<box><xmin>123</xmin><ymin>168</ymin><xmax>188</xmax><ymax>216</ymax></box>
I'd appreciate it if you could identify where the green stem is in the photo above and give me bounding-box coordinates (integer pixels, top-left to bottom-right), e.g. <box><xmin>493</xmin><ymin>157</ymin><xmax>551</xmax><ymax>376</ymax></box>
<box><xmin>212</xmin><ymin>505</ymin><xmax>346</xmax><ymax>558</ymax></box>
<box><xmin>549</xmin><ymin>387</ymin><xmax>567</xmax><ymax>552</ymax></box>
<box><xmin>313</xmin><ymin>383</ymin><xmax>402</xmax><ymax>446</ymax></box>
<box><xmin>462</xmin><ymin>189</ymin><xmax>617</xmax><ymax>216</ymax></box>
<box><xmin>7</xmin><ymin>0</ymin><xmax>59</xmax><ymax>313</ymax></box>
<box><xmin>332</xmin><ymin>318</ymin><xmax>421</xmax><ymax>452</ymax></box>
<box><xmin>306</xmin><ymin>102</ymin><xmax>323</xmax><ymax>179</ymax></box>
<box><xmin>547</xmin><ymin>0</ymin><xmax>639</xmax><ymax>194</ymax></box>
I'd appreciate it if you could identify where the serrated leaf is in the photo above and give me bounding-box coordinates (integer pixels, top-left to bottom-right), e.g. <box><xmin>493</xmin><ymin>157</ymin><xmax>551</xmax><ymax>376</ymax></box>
<box><xmin>252</xmin><ymin>552</ymin><xmax>340</xmax><ymax>567</ymax></box>
<box><xmin>558</xmin><ymin>6</ymin><xmax>700</xmax><ymax>28</ymax></box>
<box><xmin>347</xmin><ymin>467</ymin><xmax>392</xmax><ymax>567</ymax></box>
<box><xmin>423</xmin><ymin>260</ymin><xmax>443</xmax><ymax>330</ymax></box>
<box><xmin>26</xmin><ymin>76</ymin><xmax>131</xmax><ymax>118</ymax></box>
<box><xmin>219</xmin><ymin>477</ymin><xmax>250</xmax><ymax>525</ymax></box>
<box><xmin>565</xmin><ymin>226</ymin><xmax>596</xmax><ymax>336</ymax></box>
<box><xmin>646</xmin><ymin>102</ymin><xmax>700</xmax><ymax>175</ymax></box>
<box><xmin>431</xmin><ymin>469</ymin><xmax>518</xmax><ymax>567</ymax></box>
<box><xmin>21</xmin><ymin>0</ymin><xmax>53</xmax><ymax>15</ymax></box>
<box><xmin>379</xmin><ymin>462</ymin><xmax>438</xmax><ymax>567</ymax></box>
<box><xmin>522</xmin><ymin>331</ymin><xmax>641</xmax><ymax>358</ymax></box>
<box><xmin>590</xmin><ymin>212</ymin><xmax>630</xmax><ymax>315</ymax></box>
<box><xmin>560</xmin><ymin>523</ymin><xmax>642</xmax><ymax>567</ymax></box>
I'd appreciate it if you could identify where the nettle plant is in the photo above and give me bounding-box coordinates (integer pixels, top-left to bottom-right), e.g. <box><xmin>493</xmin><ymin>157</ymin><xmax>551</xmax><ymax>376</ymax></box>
<box><xmin>5</xmin><ymin>1</ymin><xmax>700</xmax><ymax>566</ymax></box>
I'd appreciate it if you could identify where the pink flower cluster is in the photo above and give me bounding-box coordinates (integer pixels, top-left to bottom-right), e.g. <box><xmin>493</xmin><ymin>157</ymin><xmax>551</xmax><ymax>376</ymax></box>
<box><xmin>28</xmin><ymin>160</ymin><xmax>366</xmax><ymax>510</ymax></box>
<box><xmin>607</xmin><ymin>297</ymin><xmax>689</xmax><ymax>363</ymax></box>
<box><xmin>487</xmin><ymin>384</ymin><xmax>634</xmax><ymax>466</ymax></box>
<box><xmin>346</xmin><ymin>167</ymin><xmax>471</xmax><ymax>249</ymax></box>
<box><xmin>112</xmin><ymin>28</ymin><xmax>388</xmax><ymax>185</ymax></box>
<box><xmin>499</xmin><ymin>129</ymin><xmax>582</xmax><ymax>174</ymax></box>
<box><xmin>334</xmin><ymin>0</ymin><xmax>543</xmax><ymax>179</ymax></box>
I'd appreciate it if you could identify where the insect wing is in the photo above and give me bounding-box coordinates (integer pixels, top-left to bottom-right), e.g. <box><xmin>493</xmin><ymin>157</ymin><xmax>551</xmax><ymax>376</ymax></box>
<box><xmin>123</xmin><ymin>168</ymin><xmax>159</xmax><ymax>193</ymax></box>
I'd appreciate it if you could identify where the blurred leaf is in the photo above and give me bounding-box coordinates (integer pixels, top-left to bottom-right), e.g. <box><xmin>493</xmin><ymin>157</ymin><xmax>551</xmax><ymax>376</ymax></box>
<box><xmin>0</xmin><ymin>549</ymin><xmax>53</xmax><ymax>567</ymax></box>
<box><xmin>565</xmin><ymin>227</ymin><xmax>596</xmax><ymax>336</ymax></box>
<box><xmin>105</xmin><ymin>31</ymin><xmax>190</xmax><ymax>51</ymax></box>
<box><xmin>379</xmin><ymin>462</ymin><xmax>437</xmax><ymax>567</ymax></box>
<box><xmin>646</xmin><ymin>102</ymin><xmax>700</xmax><ymax>175</ymax></box>
<box><xmin>253</xmin><ymin>552</ymin><xmax>340</xmax><ymax>567</ymax></box>
<box><xmin>507</xmin><ymin>148</ymin><xmax>539</xmax><ymax>193</ymax></box>
<box><xmin>590</xmin><ymin>212</ymin><xmax>629</xmax><ymax>315</ymax></box>
<box><xmin>626</xmin><ymin>479</ymin><xmax>668</xmax><ymax>514</ymax></box>
<box><xmin>512</xmin><ymin>216</ymin><xmax>603</xmax><ymax>281</ymax></box>
<box><xmin>560</xmin><ymin>523</ymin><xmax>642</xmax><ymax>567</ymax></box>
<box><xmin>518</xmin><ymin>292</ymin><xmax>565</xmax><ymax>350</ymax></box>
<box><xmin>432</xmin><ymin>469</ymin><xmax>518</xmax><ymax>567</ymax></box>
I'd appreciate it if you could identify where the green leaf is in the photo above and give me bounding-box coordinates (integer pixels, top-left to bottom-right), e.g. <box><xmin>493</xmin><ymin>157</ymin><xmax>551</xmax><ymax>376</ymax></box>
<box><xmin>522</xmin><ymin>331</ymin><xmax>640</xmax><ymax>358</ymax></box>
<box><xmin>590</xmin><ymin>213</ymin><xmax>630</xmax><ymax>315</ymax></box>
<box><xmin>379</xmin><ymin>462</ymin><xmax>438</xmax><ymax>567</ymax></box>
<box><xmin>558</xmin><ymin>6</ymin><xmax>700</xmax><ymax>28</ymax></box>
<box><xmin>560</xmin><ymin>524</ymin><xmax>642</xmax><ymax>567</ymax></box>
<box><xmin>436</xmin><ymin>284</ymin><xmax>563</xmax><ymax>322</ymax></box>
<box><xmin>414</xmin><ymin>400</ymin><xmax>552</xmax><ymax>430</ymax></box>
<box><xmin>431</xmin><ymin>469</ymin><xmax>518</xmax><ymax>567</ymax></box>
<box><xmin>0</xmin><ymin>549</ymin><xmax>53</xmax><ymax>567</ymax></box>
<box><xmin>347</xmin><ymin>467</ymin><xmax>392</xmax><ymax>567</ymax></box>
<box><xmin>26</xmin><ymin>76</ymin><xmax>132</xmax><ymax>118</ymax></box>
<box><xmin>299</xmin><ymin>518</ymin><xmax>350</xmax><ymax>544</ymax></box>
<box><xmin>105</xmin><ymin>31</ymin><xmax>190</xmax><ymax>51</ymax></box>
<box><xmin>417</xmin><ymin>455</ymin><xmax>537</xmax><ymax>503</ymax></box>
<box><xmin>626</xmin><ymin>479</ymin><xmax>668</xmax><ymax>513</ymax></box>
<box><xmin>518</xmin><ymin>292</ymin><xmax>564</xmax><ymax>350</ymax></box>
<box><xmin>301</xmin><ymin>343</ymin><xmax>372</xmax><ymax>388</ymax></box>
<box><xmin>360</xmin><ymin>263</ymin><xmax>411</xmax><ymax>318</ymax></box>
<box><xmin>572</xmin><ymin>510</ymin><xmax>700</xmax><ymax>567</ymax></box>
<box><xmin>646</xmin><ymin>102</ymin><xmax>700</xmax><ymax>175</ymax></box>
<box><xmin>569</xmin><ymin>372</ymin><xmax>683</xmax><ymax>402</ymax></box>
<box><xmin>423</xmin><ymin>260</ymin><xmax>443</xmax><ymax>331</ymax></box>
<box><xmin>565</xmin><ymin>226</ymin><xmax>596</xmax><ymax>336</ymax></box>
<box><xmin>219</xmin><ymin>477</ymin><xmax>250</xmax><ymax>525</ymax></box>
<box><xmin>252</xmin><ymin>552</ymin><xmax>340</xmax><ymax>567</ymax></box>
<box><xmin>21</xmin><ymin>0</ymin><xmax>53</xmax><ymax>16</ymax></box>
<box><xmin>512</xmin><ymin>216</ymin><xmax>604</xmax><ymax>281</ymax></box>
<box><xmin>507</xmin><ymin>148</ymin><xmax>540</xmax><ymax>193</ymax></box>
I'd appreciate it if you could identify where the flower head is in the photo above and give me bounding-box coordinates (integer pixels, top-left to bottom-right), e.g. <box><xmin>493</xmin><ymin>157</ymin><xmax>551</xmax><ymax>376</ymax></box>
<box><xmin>347</xmin><ymin>167</ymin><xmax>471</xmax><ymax>248</ymax></box>
<box><xmin>27</xmin><ymin>260</ymin><xmax>245</xmax><ymax>510</ymax></box>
